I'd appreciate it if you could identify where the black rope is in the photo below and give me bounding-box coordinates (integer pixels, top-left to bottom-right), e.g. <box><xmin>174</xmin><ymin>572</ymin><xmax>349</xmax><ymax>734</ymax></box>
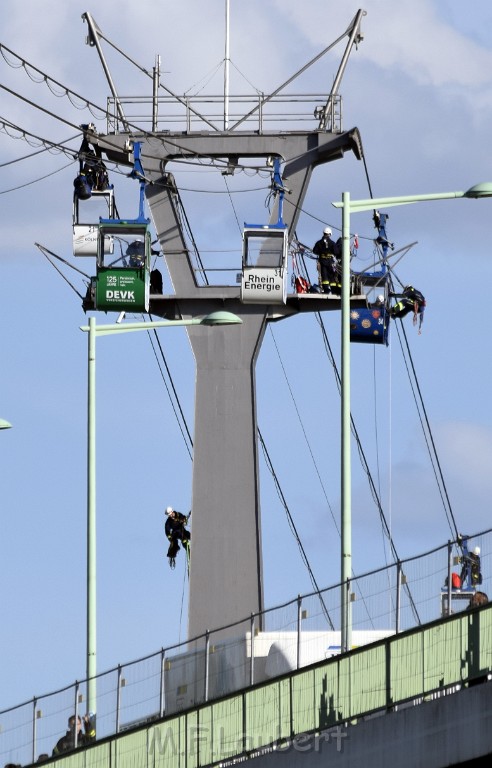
<box><xmin>314</xmin><ymin>312</ymin><xmax>421</xmax><ymax>625</ymax></box>
<box><xmin>258</xmin><ymin>428</ymin><xmax>335</xmax><ymax>630</ymax></box>
<box><xmin>392</xmin><ymin>307</ymin><xmax>460</xmax><ymax>542</ymax></box>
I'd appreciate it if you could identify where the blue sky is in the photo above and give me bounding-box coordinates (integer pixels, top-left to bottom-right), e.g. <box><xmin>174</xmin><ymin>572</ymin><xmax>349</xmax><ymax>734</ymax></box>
<box><xmin>1</xmin><ymin>0</ymin><xmax>492</xmax><ymax>714</ymax></box>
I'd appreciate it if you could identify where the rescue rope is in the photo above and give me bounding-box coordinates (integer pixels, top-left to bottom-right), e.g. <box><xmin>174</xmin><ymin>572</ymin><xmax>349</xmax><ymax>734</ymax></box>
<box><xmin>258</xmin><ymin>428</ymin><xmax>335</xmax><ymax>630</ymax></box>
<box><xmin>391</xmin><ymin>304</ymin><xmax>460</xmax><ymax>542</ymax></box>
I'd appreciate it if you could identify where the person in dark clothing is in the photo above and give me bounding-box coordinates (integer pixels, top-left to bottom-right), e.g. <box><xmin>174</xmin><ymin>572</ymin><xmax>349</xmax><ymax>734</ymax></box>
<box><xmin>313</xmin><ymin>227</ymin><xmax>341</xmax><ymax>294</ymax></box>
<box><xmin>73</xmin><ymin>126</ymin><xmax>109</xmax><ymax>200</ymax></box>
<box><xmin>150</xmin><ymin>268</ymin><xmax>163</xmax><ymax>294</ymax></box>
<box><xmin>461</xmin><ymin>546</ymin><xmax>483</xmax><ymax>588</ymax></box>
<box><xmin>390</xmin><ymin>285</ymin><xmax>426</xmax><ymax>331</ymax></box>
<box><xmin>126</xmin><ymin>240</ymin><xmax>146</xmax><ymax>268</ymax></box>
<box><xmin>390</xmin><ymin>285</ymin><xmax>425</xmax><ymax>318</ymax></box>
<box><xmin>52</xmin><ymin>714</ymin><xmax>96</xmax><ymax>756</ymax></box>
<box><xmin>165</xmin><ymin>506</ymin><xmax>190</xmax><ymax>569</ymax></box>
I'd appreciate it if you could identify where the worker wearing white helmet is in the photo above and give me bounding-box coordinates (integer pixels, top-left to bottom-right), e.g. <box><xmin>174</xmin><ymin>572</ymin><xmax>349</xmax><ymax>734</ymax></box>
<box><xmin>312</xmin><ymin>226</ymin><xmax>341</xmax><ymax>294</ymax></box>
<box><xmin>470</xmin><ymin>545</ymin><xmax>483</xmax><ymax>587</ymax></box>
<box><xmin>460</xmin><ymin>540</ymin><xmax>483</xmax><ymax>589</ymax></box>
<box><xmin>164</xmin><ymin>506</ymin><xmax>191</xmax><ymax>569</ymax></box>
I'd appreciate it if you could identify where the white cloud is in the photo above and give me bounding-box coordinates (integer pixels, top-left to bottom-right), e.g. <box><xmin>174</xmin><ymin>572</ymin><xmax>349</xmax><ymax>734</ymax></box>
<box><xmin>274</xmin><ymin>0</ymin><xmax>492</xmax><ymax>89</ymax></box>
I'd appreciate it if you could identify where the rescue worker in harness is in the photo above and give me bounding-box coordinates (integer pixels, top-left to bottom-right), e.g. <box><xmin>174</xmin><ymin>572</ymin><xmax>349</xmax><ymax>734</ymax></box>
<box><xmin>460</xmin><ymin>545</ymin><xmax>483</xmax><ymax>588</ymax></box>
<box><xmin>313</xmin><ymin>227</ymin><xmax>341</xmax><ymax>294</ymax></box>
<box><xmin>165</xmin><ymin>506</ymin><xmax>190</xmax><ymax>569</ymax></box>
<box><xmin>390</xmin><ymin>285</ymin><xmax>426</xmax><ymax>332</ymax></box>
<box><xmin>73</xmin><ymin>125</ymin><xmax>109</xmax><ymax>200</ymax></box>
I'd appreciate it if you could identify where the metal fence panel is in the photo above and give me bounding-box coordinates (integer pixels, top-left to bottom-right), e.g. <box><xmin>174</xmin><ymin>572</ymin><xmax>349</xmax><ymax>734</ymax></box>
<box><xmin>423</xmin><ymin>621</ymin><xmax>463</xmax><ymax>690</ymax></box>
<box><xmin>350</xmin><ymin>644</ymin><xmax>387</xmax><ymax>715</ymax></box>
<box><xmin>114</xmin><ymin>728</ymin><xmax>148</xmax><ymax>768</ymax></box>
<box><xmin>388</xmin><ymin>632</ymin><xmax>424</xmax><ymax>703</ymax></box>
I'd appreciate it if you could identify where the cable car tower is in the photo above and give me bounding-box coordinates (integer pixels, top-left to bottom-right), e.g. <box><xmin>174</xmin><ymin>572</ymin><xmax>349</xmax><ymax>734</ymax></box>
<box><xmin>81</xmin><ymin>8</ymin><xmax>370</xmax><ymax>641</ymax></box>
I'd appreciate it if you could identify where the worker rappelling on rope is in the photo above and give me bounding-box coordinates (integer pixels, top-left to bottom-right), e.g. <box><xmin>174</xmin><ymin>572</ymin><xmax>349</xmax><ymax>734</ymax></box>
<box><xmin>165</xmin><ymin>506</ymin><xmax>191</xmax><ymax>570</ymax></box>
<box><xmin>73</xmin><ymin>124</ymin><xmax>110</xmax><ymax>200</ymax></box>
<box><xmin>390</xmin><ymin>285</ymin><xmax>426</xmax><ymax>333</ymax></box>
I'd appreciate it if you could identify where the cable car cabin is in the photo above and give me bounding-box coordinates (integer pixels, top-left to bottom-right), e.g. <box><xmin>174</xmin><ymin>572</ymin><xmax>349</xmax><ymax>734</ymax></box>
<box><xmin>240</xmin><ymin>225</ymin><xmax>288</xmax><ymax>304</ymax></box>
<box><xmin>93</xmin><ymin>221</ymin><xmax>151</xmax><ymax>313</ymax></box>
<box><xmin>73</xmin><ymin>188</ymin><xmax>115</xmax><ymax>257</ymax></box>
<box><xmin>349</xmin><ymin>270</ymin><xmax>390</xmax><ymax>345</ymax></box>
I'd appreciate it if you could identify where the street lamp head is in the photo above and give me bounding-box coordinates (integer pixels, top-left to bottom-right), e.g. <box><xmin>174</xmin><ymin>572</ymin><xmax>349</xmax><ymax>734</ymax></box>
<box><xmin>464</xmin><ymin>183</ymin><xmax>492</xmax><ymax>199</ymax></box>
<box><xmin>0</xmin><ymin>419</ymin><xmax>12</xmax><ymax>430</ymax></box>
<box><xmin>201</xmin><ymin>311</ymin><xmax>242</xmax><ymax>326</ymax></box>
<box><xmin>81</xmin><ymin>312</ymin><xmax>242</xmax><ymax>335</ymax></box>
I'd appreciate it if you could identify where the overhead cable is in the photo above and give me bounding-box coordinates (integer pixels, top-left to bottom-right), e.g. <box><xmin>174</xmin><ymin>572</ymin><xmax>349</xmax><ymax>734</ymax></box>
<box><xmin>258</xmin><ymin>428</ymin><xmax>335</xmax><ymax>630</ymax></box>
<box><xmin>393</xmin><ymin>312</ymin><xmax>460</xmax><ymax>542</ymax></box>
<box><xmin>0</xmin><ymin>43</ymin><xmax>107</xmax><ymax>120</ymax></box>
<box><xmin>0</xmin><ymin>158</ymin><xmax>76</xmax><ymax>195</ymax></box>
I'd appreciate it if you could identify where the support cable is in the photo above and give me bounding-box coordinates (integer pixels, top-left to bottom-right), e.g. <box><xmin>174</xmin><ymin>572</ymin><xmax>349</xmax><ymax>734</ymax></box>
<box><xmin>223</xmin><ymin>174</ymin><xmax>242</xmax><ymax>234</ymax></box>
<box><xmin>0</xmin><ymin>43</ymin><xmax>108</xmax><ymax>120</ymax></box>
<box><xmin>294</xmin><ymin>246</ymin><xmax>395</xmax><ymax>562</ymax></box>
<box><xmin>144</xmin><ymin>319</ymin><xmax>194</xmax><ymax>459</ymax></box>
<box><xmin>258</xmin><ymin>428</ymin><xmax>335</xmax><ymax>630</ymax></box>
<box><xmin>0</xmin><ymin>157</ymin><xmax>76</xmax><ymax>195</ymax></box>
<box><xmin>268</xmin><ymin>327</ymin><xmax>339</xmax><ymax>533</ymax></box>
<box><xmin>35</xmin><ymin>243</ymin><xmax>87</xmax><ymax>300</ymax></box>
<box><xmin>0</xmin><ymin>119</ymin><xmax>80</xmax><ymax>163</ymax></box>
<box><xmin>392</xmin><ymin>308</ymin><xmax>459</xmax><ymax>542</ymax></box>
<box><xmin>170</xmin><ymin>183</ymin><xmax>209</xmax><ymax>286</ymax></box>
<box><xmin>314</xmin><ymin>311</ymin><xmax>421</xmax><ymax>625</ymax></box>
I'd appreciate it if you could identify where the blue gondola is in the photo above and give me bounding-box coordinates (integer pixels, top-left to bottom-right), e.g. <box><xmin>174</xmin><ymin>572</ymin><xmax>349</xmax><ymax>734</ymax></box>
<box><xmin>350</xmin><ymin>211</ymin><xmax>392</xmax><ymax>345</ymax></box>
<box><xmin>349</xmin><ymin>270</ymin><xmax>390</xmax><ymax>345</ymax></box>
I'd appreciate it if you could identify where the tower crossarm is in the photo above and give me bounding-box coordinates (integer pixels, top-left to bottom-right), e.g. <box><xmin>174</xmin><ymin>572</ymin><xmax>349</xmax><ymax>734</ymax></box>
<box><xmin>88</xmin><ymin>128</ymin><xmax>362</xmax><ymax>294</ymax></box>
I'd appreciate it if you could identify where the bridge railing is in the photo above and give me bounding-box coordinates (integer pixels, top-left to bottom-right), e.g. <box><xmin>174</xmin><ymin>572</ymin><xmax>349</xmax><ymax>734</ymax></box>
<box><xmin>1</xmin><ymin>529</ymin><xmax>490</xmax><ymax>766</ymax></box>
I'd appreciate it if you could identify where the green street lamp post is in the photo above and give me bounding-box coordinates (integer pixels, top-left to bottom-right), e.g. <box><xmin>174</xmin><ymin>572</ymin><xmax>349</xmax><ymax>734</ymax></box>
<box><xmin>80</xmin><ymin>311</ymin><xmax>242</xmax><ymax>714</ymax></box>
<box><xmin>332</xmin><ymin>183</ymin><xmax>492</xmax><ymax>654</ymax></box>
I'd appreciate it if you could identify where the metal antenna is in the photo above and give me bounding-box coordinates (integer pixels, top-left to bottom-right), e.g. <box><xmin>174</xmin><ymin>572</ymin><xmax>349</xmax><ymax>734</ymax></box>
<box><xmin>224</xmin><ymin>0</ymin><xmax>230</xmax><ymax>130</ymax></box>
